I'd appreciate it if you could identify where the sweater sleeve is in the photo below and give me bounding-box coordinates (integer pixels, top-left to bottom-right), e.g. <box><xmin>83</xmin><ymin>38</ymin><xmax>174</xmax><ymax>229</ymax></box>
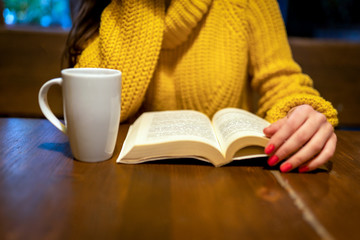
<box><xmin>246</xmin><ymin>0</ymin><xmax>338</xmax><ymax>126</ymax></box>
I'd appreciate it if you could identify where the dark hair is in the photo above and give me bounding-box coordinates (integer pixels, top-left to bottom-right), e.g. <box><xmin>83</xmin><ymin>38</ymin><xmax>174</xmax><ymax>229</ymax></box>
<box><xmin>64</xmin><ymin>0</ymin><xmax>111</xmax><ymax>68</ymax></box>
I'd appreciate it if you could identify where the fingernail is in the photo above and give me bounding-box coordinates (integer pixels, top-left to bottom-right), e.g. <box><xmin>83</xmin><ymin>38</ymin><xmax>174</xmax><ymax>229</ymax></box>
<box><xmin>298</xmin><ymin>166</ymin><xmax>310</xmax><ymax>173</ymax></box>
<box><xmin>280</xmin><ymin>162</ymin><xmax>293</xmax><ymax>173</ymax></box>
<box><xmin>267</xmin><ymin>155</ymin><xmax>279</xmax><ymax>166</ymax></box>
<box><xmin>265</xmin><ymin>144</ymin><xmax>275</xmax><ymax>154</ymax></box>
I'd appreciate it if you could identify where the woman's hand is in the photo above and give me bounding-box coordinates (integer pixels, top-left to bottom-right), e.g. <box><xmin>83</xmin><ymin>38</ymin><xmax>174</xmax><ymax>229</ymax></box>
<box><xmin>263</xmin><ymin>104</ymin><xmax>337</xmax><ymax>173</ymax></box>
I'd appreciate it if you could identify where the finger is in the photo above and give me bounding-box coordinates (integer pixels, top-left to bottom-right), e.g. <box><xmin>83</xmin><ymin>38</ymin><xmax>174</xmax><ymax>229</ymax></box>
<box><xmin>264</xmin><ymin>118</ymin><xmax>286</xmax><ymax>155</ymax></box>
<box><xmin>266</xmin><ymin>108</ymin><xmax>310</xmax><ymax>156</ymax></box>
<box><xmin>263</xmin><ymin>118</ymin><xmax>286</xmax><ymax>138</ymax></box>
<box><xmin>286</xmin><ymin>107</ymin><xmax>297</xmax><ymax>118</ymax></box>
<box><xmin>272</xmin><ymin>110</ymin><xmax>329</xmax><ymax>162</ymax></box>
<box><xmin>268</xmin><ymin>116</ymin><xmax>320</xmax><ymax>165</ymax></box>
<box><xmin>279</xmin><ymin>122</ymin><xmax>334</xmax><ymax>172</ymax></box>
<box><xmin>298</xmin><ymin>133</ymin><xmax>337</xmax><ymax>173</ymax></box>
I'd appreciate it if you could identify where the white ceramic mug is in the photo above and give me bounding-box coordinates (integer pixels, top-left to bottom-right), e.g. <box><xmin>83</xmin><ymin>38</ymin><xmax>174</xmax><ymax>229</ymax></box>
<box><xmin>38</xmin><ymin>68</ymin><xmax>122</xmax><ymax>162</ymax></box>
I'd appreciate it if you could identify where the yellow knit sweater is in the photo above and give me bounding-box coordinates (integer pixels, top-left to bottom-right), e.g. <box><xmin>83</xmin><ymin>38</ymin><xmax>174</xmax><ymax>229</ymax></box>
<box><xmin>76</xmin><ymin>0</ymin><xmax>338</xmax><ymax>126</ymax></box>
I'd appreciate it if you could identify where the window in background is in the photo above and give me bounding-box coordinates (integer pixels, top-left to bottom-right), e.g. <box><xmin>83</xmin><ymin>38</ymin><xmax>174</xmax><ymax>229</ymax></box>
<box><xmin>2</xmin><ymin>0</ymin><xmax>359</xmax><ymax>41</ymax></box>
<box><xmin>284</xmin><ymin>0</ymin><xmax>360</xmax><ymax>42</ymax></box>
<box><xmin>277</xmin><ymin>0</ymin><xmax>288</xmax><ymax>25</ymax></box>
<box><xmin>2</xmin><ymin>0</ymin><xmax>71</xmax><ymax>29</ymax></box>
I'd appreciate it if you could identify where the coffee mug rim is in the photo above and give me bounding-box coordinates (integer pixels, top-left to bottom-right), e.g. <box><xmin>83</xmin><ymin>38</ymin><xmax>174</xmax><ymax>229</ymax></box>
<box><xmin>61</xmin><ymin>68</ymin><xmax>121</xmax><ymax>78</ymax></box>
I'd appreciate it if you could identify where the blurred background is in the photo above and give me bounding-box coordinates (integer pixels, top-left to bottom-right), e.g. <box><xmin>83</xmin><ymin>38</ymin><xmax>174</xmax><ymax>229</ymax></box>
<box><xmin>0</xmin><ymin>0</ymin><xmax>359</xmax><ymax>128</ymax></box>
<box><xmin>2</xmin><ymin>0</ymin><xmax>359</xmax><ymax>40</ymax></box>
<box><xmin>2</xmin><ymin>0</ymin><xmax>72</xmax><ymax>29</ymax></box>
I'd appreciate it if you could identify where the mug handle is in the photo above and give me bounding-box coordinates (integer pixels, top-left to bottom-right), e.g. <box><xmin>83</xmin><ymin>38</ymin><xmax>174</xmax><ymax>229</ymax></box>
<box><xmin>38</xmin><ymin>78</ymin><xmax>67</xmax><ymax>134</ymax></box>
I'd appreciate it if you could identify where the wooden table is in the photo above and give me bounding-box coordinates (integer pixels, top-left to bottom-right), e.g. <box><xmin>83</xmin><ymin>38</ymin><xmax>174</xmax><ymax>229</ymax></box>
<box><xmin>1</xmin><ymin>118</ymin><xmax>360</xmax><ymax>240</ymax></box>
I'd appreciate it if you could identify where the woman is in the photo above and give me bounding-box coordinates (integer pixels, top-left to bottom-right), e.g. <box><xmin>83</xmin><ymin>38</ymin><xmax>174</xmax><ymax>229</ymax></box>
<box><xmin>65</xmin><ymin>0</ymin><xmax>338</xmax><ymax>173</ymax></box>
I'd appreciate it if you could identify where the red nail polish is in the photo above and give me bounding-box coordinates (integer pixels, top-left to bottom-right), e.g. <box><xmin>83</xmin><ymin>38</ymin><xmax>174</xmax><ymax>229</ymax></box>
<box><xmin>298</xmin><ymin>166</ymin><xmax>310</xmax><ymax>173</ymax></box>
<box><xmin>265</xmin><ymin>144</ymin><xmax>275</xmax><ymax>155</ymax></box>
<box><xmin>267</xmin><ymin>155</ymin><xmax>279</xmax><ymax>166</ymax></box>
<box><xmin>280</xmin><ymin>162</ymin><xmax>292</xmax><ymax>173</ymax></box>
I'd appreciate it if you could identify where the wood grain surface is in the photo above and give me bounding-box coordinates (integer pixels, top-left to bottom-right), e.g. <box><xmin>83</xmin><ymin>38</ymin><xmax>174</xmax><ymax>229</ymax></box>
<box><xmin>0</xmin><ymin>118</ymin><xmax>360</xmax><ymax>240</ymax></box>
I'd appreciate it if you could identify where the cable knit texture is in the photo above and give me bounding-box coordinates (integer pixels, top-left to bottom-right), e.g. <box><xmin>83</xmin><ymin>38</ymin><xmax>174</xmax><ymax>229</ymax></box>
<box><xmin>76</xmin><ymin>0</ymin><xmax>338</xmax><ymax>126</ymax></box>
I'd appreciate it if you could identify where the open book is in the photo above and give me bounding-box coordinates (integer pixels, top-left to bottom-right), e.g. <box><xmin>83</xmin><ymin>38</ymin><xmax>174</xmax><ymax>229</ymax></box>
<box><xmin>117</xmin><ymin>108</ymin><xmax>270</xmax><ymax>167</ymax></box>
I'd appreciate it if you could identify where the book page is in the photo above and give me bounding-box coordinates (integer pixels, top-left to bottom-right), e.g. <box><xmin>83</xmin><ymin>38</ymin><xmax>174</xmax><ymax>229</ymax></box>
<box><xmin>212</xmin><ymin>108</ymin><xmax>270</xmax><ymax>151</ymax></box>
<box><xmin>135</xmin><ymin>110</ymin><xmax>221</xmax><ymax>150</ymax></box>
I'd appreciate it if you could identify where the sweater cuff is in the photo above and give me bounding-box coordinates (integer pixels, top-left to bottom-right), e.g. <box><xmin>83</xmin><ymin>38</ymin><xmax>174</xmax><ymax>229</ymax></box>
<box><xmin>263</xmin><ymin>94</ymin><xmax>339</xmax><ymax>126</ymax></box>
